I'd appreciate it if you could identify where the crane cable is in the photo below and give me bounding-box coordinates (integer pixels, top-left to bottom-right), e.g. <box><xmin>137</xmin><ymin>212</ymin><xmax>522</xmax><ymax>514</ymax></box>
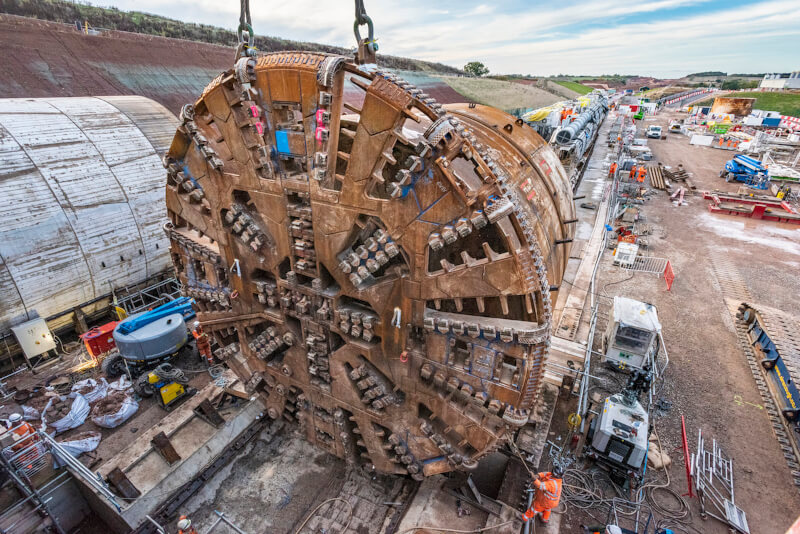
<box><xmin>237</xmin><ymin>0</ymin><xmax>254</xmax><ymax>52</ymax></box>
<box><xmin>353</xmin><ymin>0</ymin><xmax>377</xmax><ymax>63</ymax></box>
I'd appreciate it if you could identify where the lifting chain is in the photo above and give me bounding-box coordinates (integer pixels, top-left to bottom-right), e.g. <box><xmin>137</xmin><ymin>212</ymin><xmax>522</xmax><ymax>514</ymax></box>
<box><xmin>354</xmin><ymin>0</ymin><xmax>378</xmax><ymax>65</ymax></box>
<box><xmin>236</xmin><ymin>0</ymin><xmax>256</xmax><ymax>58</ymax></box>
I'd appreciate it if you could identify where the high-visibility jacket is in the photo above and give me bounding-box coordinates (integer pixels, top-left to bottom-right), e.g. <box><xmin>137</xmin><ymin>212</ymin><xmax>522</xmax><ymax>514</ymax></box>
<box><xmin>10</xmin><ymin>421</ymin><xmax>38</xmax><ymax>452</ymax></box>
<box><xmin>533</xmin><ymin>473</ymin><xmax>562</xmax><ymax>509</ymax></box>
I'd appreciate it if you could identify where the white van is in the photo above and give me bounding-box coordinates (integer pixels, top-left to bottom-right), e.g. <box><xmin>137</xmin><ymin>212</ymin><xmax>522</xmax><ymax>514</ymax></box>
<box><xmin>646</xmin><ymin>125</ymin><xmax>662</xmax><ymax>139</ymax></box>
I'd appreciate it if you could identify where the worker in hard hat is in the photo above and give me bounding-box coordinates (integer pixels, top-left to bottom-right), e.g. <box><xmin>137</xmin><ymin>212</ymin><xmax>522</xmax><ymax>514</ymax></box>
<box><xmin>521</xmin><ymin>466</ymin><xmax>563</xmax><ymax>525</ymax></box>
<box><xmin>637</xmin><ymin>166</ymin><xmax>647</xmax><ymax>183</ymax></box>
<box><xmin>6</xmin><ymin>413</ymin><xmax>39</xmax><ymax>452</ymax></box>
<box><xmin>191</xmin><ymin>322</ymin><xmax>213</xmax><ymax>366</ymax></box>
<box><xmin>608</xmin><ymin>162</ymin><xmax>618</xmax><ymax>179</ymax></box>
<box><xmin>177</xmin><ymin>515</ymin><xmax>198</xmax><ymax>534</ymax></box>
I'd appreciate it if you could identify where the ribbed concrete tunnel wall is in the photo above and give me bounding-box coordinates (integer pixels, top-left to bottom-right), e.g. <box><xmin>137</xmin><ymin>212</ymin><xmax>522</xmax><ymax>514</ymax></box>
<box><xmin>0</xmin><ymin>96</ymin><xmax>177</xmax><ymax>333</ymax></box>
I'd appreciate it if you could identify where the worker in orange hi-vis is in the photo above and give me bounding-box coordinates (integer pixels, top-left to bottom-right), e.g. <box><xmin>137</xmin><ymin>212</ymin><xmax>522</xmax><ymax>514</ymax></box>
<box><xmin>6</xmin><ymin>414</ymin><xmax>39</xmax><ymax>452</ymax></box>
<box><xmin>609</xmin><ymin>162</ymin><xmax>618</xmax><ymax>178</ymax></box>
<box><xmin>629</xmin><ymin>165</ymin><xmax>637</xmax><ymax>180</ymax></box>
<box><xmin>637</xmin><ymin>166</ymin><xmax>647</xmax><ymax>183</ymax></box>
<box><xmin>191</xmin><ymin>322</ymin><xmax>214</xmax><ymax>366</ymax></box>
<box><xmin>521</xmin><ymin>466</ymin><xmax>564</xmax><ymax>525</ymax></box>
<box><xmin>177</xmin><ymin>515</ymin><xmax>198</xmax><ymax>534</ymax></box>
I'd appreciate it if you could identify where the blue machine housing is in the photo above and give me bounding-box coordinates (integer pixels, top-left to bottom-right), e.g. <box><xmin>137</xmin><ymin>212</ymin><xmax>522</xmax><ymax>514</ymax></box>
<box><xmin>722</xmin><ymin>154</ymin><xmax>770</xmax><ymax>189</ymax></box>
<box><xmin>113</xmin><ymin>298</ymin><xmax>195</xmax><ymax>363</ymax></box>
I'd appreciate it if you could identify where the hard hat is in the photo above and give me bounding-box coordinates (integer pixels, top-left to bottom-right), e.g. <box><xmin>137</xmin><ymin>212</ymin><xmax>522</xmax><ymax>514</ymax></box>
<box><xmin>552</xmin><ymin>465</ymin><xmax>564</xmax><ymax>478</ymax></box>
<box><xmin>8</xmin><ymin>413</ymin><xmax>22</xmax><ymax>423</ymax></box>
<box><xmin>177</xmin><ymin>518</ymin><xmax>192</xmax><ymax>530</ymax></box>
<box><xmin>193</xmin><ymin>321</ymin><xmax>201</xmax><ymax>329</ymax></box>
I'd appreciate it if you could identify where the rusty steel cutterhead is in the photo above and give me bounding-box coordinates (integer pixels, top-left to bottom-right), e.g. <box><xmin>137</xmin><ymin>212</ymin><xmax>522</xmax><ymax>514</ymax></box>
<box><xmin>163</xmin><ymin>52</ymin><xmax>575</xmax><ymax>479</ymax></box>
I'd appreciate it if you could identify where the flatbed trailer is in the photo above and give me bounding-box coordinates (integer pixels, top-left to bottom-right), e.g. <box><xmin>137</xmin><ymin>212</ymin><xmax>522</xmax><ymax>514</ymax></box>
<box><xmin>703</xmin><ymin>191</ymin><xmax>800</xmax><ymax>225</ymax></box>
<box><xmin>737</xmin><ymin>304</ymin><xmax>800</xmax><ymax>489</ymax></box>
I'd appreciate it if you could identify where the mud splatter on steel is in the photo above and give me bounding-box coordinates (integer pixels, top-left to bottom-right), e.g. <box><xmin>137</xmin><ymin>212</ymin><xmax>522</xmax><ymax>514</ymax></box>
<box><xmin>164</xmin><ymin>52</ymin><xmax>576</xmax><ymax>478</ymax></box>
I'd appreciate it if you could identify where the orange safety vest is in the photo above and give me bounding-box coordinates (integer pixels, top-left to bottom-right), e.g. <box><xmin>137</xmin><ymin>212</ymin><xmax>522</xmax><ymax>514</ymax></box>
<box><xmin>10</xmin><ymin>422</ymin><xmax>39</xmax><ymax>452</ymax></box>
<box><xmin>533</xmin><ymin>473</ymin><xmax>562</xmax><ymax>509</ymax></box>
<box><xmin>609</xmin><ymin>163</ymin><xmax>617</xmax><ymax>175</ymax></box>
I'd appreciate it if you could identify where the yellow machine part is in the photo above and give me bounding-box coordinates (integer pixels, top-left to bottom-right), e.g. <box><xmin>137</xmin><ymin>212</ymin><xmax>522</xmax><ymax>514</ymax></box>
<box><xmin>159</xmin><ymin>382</ymin><xmax>185</xmax><ymax>406</ymax></box>
<box><xmin>148</xmin><ymin>372</ymin><xmax>159</xmax><ymax>384</ymax></box>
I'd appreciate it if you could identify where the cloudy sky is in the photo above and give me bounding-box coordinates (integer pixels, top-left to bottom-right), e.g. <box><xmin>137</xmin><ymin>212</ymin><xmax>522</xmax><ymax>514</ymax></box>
<box><xmin>99</xmin><ymin>0</ymin><xmax>799</xmax><ymax>77</ymax></box>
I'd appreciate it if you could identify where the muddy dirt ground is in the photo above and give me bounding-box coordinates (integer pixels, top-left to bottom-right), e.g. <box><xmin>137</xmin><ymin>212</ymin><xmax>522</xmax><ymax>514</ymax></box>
<box><xmin>178</xmin><ymin>428</ymin><xmax>416</xmax><ymax>534</ymax></box>
<box><xmin>3</xmin><ymin>341</ymin><xmax>214</xmax><ymax>467</ymax></box>
<box><xmin>549</xmin><ymin>110</ymin><xmax>800</xmax><ymax>534</ymax></box>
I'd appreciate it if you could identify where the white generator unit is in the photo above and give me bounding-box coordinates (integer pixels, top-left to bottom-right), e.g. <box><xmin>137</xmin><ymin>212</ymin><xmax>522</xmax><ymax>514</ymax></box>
<box><xmin>602</xmin><ymin>297</ymin><xmax>661</xmax><ymax>371</ymax></box>
<box><xmin>588</xmin><ymin>392</ymin><xmax>649</xmax><ymax>474</ymax></box>
<box><xmin>613</xmin><ymin>243</ymin><xmax>639</xmax><ymax>268</ymax></box>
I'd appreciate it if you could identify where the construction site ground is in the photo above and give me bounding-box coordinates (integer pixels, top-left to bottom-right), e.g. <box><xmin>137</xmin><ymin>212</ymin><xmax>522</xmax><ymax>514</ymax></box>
<box><xmin>2</xmin><ymin>345</ymin><xmax>216</xmax><ymax>468</ymax></box>
<box><xmin>548</xmin><ymin>109</ymin><xmax>799</xmax><ymax>534</ymax></box>
<box><xmin>111</xmin><ymin>109</ymin><xmax>799</xmax><ymax>534</ymax></box>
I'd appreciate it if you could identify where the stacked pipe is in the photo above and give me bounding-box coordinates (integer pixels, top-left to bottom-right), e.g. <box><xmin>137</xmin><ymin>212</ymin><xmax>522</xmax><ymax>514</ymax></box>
<box><xmin>555</xmin><ymin>99</ymin><xmax>607</xmax><ymax>145</ymax></box>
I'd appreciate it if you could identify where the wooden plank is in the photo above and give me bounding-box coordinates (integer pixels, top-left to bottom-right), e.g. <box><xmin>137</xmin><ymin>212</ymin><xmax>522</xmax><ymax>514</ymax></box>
<box><xmin>554</xmin><ymin>196</ymin><xmax>609</xmax><ymax>343</ymax></box>
<box><xmin>223</xmin><ymin>387</ymin><xmax>251</xmax><ymax>401</ymax></box>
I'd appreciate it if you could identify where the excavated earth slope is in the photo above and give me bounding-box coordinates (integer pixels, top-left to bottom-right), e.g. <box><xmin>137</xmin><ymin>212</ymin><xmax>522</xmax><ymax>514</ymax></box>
<box><xmin>0</xmin><ymin>15</ymin><xmax>473</xmax><ymax>114</ymax></box>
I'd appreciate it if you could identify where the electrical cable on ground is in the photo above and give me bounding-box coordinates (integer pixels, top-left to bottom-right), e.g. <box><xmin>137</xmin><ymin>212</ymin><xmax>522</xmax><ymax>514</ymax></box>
<box><xmin>294</xmin><ymin>498</ymin><xmax>353</xmax><ymax>534</ymax></box>
<box><xmin>397</xmin><ymin>520</ymin><xmax>516</xmax><ymax>534</ymax></box>
<box><xmin>510</xmin><ymin>405</ymin><xmax>694</xmax><ymax>531</ymax></box>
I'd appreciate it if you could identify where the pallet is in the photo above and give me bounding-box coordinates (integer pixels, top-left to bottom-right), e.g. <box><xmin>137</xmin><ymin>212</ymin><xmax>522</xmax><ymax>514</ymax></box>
<box><xmin>648</xmin><ymin>165</ymin><xmax>666</xmax><ymax>190</ymax></box>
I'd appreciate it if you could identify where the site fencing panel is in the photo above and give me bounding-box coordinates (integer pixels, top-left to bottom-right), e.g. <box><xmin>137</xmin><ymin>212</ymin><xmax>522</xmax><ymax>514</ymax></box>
<box><xmin>624</xmin><ymin>255</ymin><xmax>670</xmax><ymax>274</ymax></box>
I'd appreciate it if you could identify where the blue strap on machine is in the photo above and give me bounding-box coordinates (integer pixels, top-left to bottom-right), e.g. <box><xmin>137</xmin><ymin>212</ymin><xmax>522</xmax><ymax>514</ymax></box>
<box><xmin>117</xmin><ymin>297</ymin><xmax>195</xmax><ymax>335</ymax></box>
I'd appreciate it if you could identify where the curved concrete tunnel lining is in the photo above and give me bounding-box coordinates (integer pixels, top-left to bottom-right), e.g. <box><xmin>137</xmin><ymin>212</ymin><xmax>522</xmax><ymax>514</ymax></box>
<box><xmin>0</xmin><ymin>96</ymin><xmax>176</xmax><ymax>332</ymax></box>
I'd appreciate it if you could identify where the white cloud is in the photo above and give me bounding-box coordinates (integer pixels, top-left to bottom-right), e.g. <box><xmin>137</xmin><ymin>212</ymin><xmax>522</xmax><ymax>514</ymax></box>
<box><xmin>94</xmin><ymin>0</ymin><xmax>799</xmax><ymax>76</ymax></box>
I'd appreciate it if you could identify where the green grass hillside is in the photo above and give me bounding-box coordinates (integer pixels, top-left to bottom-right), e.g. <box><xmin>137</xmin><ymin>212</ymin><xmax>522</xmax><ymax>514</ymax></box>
<box><xmin>555</xmin><ymin>81</ymin><xmax>593</xmax><ymax>95</ymax></box>
<box><xmin>440</xmin><ymin>76</ymin><xmax>561</xmax><ymax>111</ymax></box>
<box><xmin>696</xmin><ymin>91</ymin><xmax>800</xmax><ymax>116</ymax></box>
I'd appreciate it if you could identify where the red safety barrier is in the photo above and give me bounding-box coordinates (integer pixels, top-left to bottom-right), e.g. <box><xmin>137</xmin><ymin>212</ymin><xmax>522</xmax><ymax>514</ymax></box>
<box><xmin>681</xmin><ymin>415</ymin><xmax>694</xmax><ymax>498</ymax></box>
<box><xmin>664</xmin><ymin>260</ymin><xmax>675</xmax><ymax>291</ymax></box>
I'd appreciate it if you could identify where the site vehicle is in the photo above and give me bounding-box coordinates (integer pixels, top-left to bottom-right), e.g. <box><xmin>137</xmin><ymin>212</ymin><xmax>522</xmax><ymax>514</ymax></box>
<box><xmin>102</xmin><ymin>298</ymin><xmax>196</xmax><ymax>405</ymax></box>
<box><xmin>646</xmin><ymin>125</ymin><xmax>662</xmax><ymax>138</ymax></box>
<box><xmin>669</xmin><ymin>120</ymin><xmax>682</xmax><ymax>133</ymax></box>
<box><xmin>720</xmin><ymin>154</ymin><xmax>770</xmax><ymax>189</ymax></box>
